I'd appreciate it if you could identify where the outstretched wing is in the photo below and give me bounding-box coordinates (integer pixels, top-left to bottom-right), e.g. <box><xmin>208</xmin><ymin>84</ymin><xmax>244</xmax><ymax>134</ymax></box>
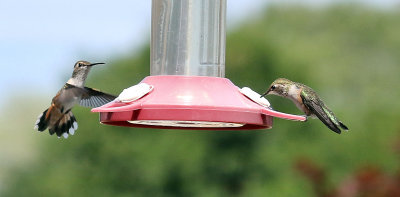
<box><xmin>80</xmin><ymin>87</ymin><xmax>116</xmax><ymax>108</ymax></box>
<box><xmin>300</xmin><ymin>90</ymin><xmax>341</xmax><ymax>134</ymax></box>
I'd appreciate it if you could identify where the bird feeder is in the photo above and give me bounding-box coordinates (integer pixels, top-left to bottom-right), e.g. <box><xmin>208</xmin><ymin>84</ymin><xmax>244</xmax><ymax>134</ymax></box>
<box><xmin>92</xmin><ymin>0</ymin><xmax>306</xmax><ymax>130</ymax></box>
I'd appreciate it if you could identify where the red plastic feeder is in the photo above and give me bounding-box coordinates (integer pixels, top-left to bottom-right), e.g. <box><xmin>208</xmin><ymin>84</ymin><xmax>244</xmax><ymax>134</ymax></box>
<box><xmin>92</xmin><ymin>76</ymin><xmax>305</xmax><ymax>130</ymax></box>
<box><xmin>92</xmin><ymin>0</ymin><xmax>306</xmax><ymax>130</ymax></box>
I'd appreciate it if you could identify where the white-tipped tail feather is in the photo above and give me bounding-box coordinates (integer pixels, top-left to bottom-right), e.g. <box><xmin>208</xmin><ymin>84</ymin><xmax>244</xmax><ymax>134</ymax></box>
<box><xmin>34</xmin><ymin>108</ymin><xmax>78</xmax><ymax>138</ymax></box>
<box><xmin>69</xmin><ymin>127</ymin><xmax>75</xmax><ymax>135</ymax></box>
<box><xmin>63</xmin><ymin>132</ymin><xmax>69</xmax><ymax>139</ymax></box>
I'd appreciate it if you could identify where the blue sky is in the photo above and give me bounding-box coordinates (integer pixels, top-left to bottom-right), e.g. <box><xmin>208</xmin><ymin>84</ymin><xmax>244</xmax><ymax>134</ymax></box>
<box><xmin>0</xmin><ymin>0</ymin><xmax>398</xmax><ymax>111</ymax></box>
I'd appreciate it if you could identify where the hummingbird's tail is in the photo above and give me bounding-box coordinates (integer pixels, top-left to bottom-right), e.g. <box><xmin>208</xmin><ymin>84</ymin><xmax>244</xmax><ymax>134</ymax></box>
<box><xmin>34</xmin><ymin>106</ymin><xmax>78</xmax><ymax>138</ymax></box>
<box><xmin>34</xmin><ymin>109</ymin><xmax>49</xmax><ymax>132</ymax></box>
<box><xmin>323</xmin><ymin>118</ymin><xmax>348</xmax><ymax>134</ymax></box>
<box><xmin>339</xmin><ymin>121</ymin><xmax>348</xmax><ymax>131</ymax></box>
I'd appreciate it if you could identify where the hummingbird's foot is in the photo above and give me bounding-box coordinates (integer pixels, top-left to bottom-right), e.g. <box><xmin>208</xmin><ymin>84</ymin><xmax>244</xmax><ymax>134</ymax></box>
<box><xmin>302</xmin><ymin>115</ymin><xmax>308</xmax><ymax>121</ymax></box>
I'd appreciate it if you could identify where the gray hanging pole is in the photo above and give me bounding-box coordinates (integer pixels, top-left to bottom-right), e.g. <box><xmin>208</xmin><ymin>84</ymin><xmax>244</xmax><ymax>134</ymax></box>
<box><xmin>150</xmin><ymin>0</ymin><xmax>226</xmax><ymax>77</ymax></box>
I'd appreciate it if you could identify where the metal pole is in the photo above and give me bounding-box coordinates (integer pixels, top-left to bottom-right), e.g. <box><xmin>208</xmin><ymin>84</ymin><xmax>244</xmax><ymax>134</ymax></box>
<box><xmin>150</xmin><ymin>0</ymin><xmax>226</xmax><ymax>77</ymax></box>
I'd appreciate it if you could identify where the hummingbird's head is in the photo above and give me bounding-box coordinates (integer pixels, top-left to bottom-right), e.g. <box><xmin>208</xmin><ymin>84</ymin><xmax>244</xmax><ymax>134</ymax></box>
<box><xmin>73</xmin><ymin>61</ymin><xmax>105</xmax><ymax>69</ymax></box>
<box><xmin>71</xmin><ymin>61</ymin><xmax>105</xmax><ymax>81</ymax></box>
<box><xmin>261</xmin><ymin>78</ymin><xmax>293</xmax><ymax>98</ymax></box>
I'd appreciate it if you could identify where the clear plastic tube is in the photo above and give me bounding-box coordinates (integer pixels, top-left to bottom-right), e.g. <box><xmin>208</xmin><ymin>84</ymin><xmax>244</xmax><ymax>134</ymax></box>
<box><xmin>150</xmin><ymin>0</ymin><xmax>226</xmax><ymax>77</ymax></box>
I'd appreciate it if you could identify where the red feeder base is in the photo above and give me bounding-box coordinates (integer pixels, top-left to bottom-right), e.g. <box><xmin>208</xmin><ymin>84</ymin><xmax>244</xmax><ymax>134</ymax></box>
<box><xmin>91</xmin><ymin>76</ymin><xmax>305</xmax><ymax>130</ymax></box>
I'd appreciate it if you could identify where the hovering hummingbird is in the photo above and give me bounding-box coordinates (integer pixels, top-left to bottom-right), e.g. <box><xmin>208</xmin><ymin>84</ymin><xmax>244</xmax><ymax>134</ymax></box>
<box><xmin>34</xmin><ymin>61</ymin><xmax>116</xmax><ymax>138</ymax></box>
<box><xmin>261</xmin><ymin>78</ymin><xmax>348</xmax><ymax>134</ymax></box>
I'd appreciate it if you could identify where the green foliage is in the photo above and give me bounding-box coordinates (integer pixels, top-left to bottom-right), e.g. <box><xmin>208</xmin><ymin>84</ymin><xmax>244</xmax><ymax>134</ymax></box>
<box><xmin>3</xmin><ymin>4</ymin><xmax>400</xmax><ymax>197</ymax></box>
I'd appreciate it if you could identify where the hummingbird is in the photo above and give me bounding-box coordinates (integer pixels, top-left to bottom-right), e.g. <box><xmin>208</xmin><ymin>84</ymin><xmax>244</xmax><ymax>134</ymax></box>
<box><xmin>34</xmin><ymin>61</ymin><xmax>116</xmax><ymax>138</ymax></box>
<box><xmin>261</xmin><ymin>78</ymin><xmax>348</xmax><ymax>134</ymax></box>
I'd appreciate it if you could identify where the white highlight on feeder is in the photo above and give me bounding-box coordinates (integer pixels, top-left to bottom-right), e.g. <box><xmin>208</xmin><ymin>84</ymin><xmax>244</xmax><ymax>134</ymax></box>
<box><xmin>239</xmin><ymin>87</ymin><xmax>271</xmax><ymax>108</ymax></box>
<box><xmin>117</xmin><ymin>83</ymin><xmax>154</xmax><ymax>103</ymax></box>
<box><xmin>129</xmin><ymin>120</ymin><xmax>244</xmax><ymax>128</ymax></box>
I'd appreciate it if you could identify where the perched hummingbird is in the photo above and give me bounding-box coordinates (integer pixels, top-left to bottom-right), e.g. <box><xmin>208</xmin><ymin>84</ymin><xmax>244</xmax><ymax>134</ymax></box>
<box><xmin>34</xmin><ymin>61</ymin><xmax>116</xmax><ymax>138</ymax></box>
<box><xmin>261</xmin><ymin>78</ymin><xmax>348</xmax><ymax>134</ymax></box>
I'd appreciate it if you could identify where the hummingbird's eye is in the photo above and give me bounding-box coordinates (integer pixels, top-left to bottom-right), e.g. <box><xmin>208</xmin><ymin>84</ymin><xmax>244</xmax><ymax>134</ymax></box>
<box><xmin>78</xmin><ymin>63</ymin><xmax>83</xmax><ymax>67</ymax></box>
<box><xmin>270</xmin><ymin>85</ymin><xmax>276</xmax><ymax>91</ymax></box>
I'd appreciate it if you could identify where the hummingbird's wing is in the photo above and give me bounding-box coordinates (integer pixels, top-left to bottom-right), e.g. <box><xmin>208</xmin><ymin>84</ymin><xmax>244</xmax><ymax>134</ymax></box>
<box><xmin>79</xmin><ymin>87</ymin><xmax>116</xmax><ymax>108</ymax></box>
<box><xmin>300</xmin><ymin>90</ymin><xmax>342</xmax><ymax>134</ymax></box>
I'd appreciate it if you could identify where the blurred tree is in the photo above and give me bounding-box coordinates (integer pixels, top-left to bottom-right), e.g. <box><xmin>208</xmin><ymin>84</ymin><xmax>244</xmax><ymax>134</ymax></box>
<box><xmin>3</xmin><ymin>4</ymin><xmax>400</xmax><ymax>197</ymax></box>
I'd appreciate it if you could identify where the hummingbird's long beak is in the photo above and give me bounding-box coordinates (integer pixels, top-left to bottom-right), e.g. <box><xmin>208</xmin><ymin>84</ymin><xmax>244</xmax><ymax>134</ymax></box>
<box><xmin>89</xmin><ymin>62</ymin><xmax>105</xmax><ymax>67</ymax></box>
<box><xmin>260</xmin><ymin>90</ymin><xmax>269</xmax><ymax>98</ymax></box>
